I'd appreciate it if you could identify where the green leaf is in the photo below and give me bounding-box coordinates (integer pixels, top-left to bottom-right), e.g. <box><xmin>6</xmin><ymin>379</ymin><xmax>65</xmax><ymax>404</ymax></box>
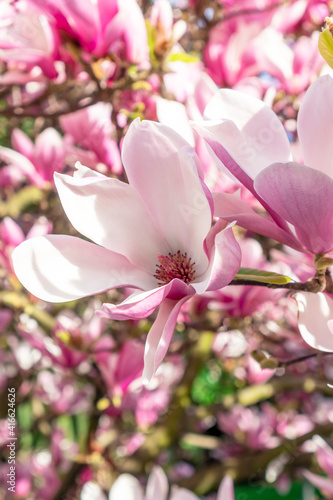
<box><xmin>319</xmin><ymin>28</ymin><xmax>333</xmax><ymax>69</ymax></box>
<box><xmin>191</xmin><ymin>363</ymin><xmax>237</xmax><ymax>406</ymax></box>
<box><xmin>234</xmin><ymin>481</ymin><xmax>312</xmax><ymax>499</ymax></box>
<box><xmin>234</xmin><ymin>268</ymin><xmax>292</xmax><ymax>285</ymax></box>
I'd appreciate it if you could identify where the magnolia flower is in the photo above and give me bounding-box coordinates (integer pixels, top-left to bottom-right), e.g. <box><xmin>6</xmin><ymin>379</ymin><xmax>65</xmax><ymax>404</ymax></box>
<box><xmin>12</xmin><ymin>120</ymin><xmax>241</xmax><ymax>382</ymax></box>
<box><xmin>0</xmin><ymin>128</ymin><xmax>65</xmax><ymax>188</ymax></box>
<box><xmin>27</xmin><ymin>0</ymin><xmax>148</xmax><ymax>62</ymax></box>
<box><xmin>60</xmin><ymin>102</ymin><xmax>122</xmax><ymax>174</ymax></box>
<box><xmin>0</xmin><ymin>2</ymin><xmax>59</xmax><ymax>78</ymax></box>
<box><xmin>193</xmin><ymin>74</ymin><xmax>333</xmax><ymax>256</ymax></box>
<box><xmin>81</xmin><ymin>466</ymin><xmax>234</xmax><ymax>500</ymax></box>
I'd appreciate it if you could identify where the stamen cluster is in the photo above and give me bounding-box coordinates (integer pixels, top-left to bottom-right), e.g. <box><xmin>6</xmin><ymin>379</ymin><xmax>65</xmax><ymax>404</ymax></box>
<box><xmin>154</xmin><ymin>251</ymin><xmax>196</xmax><ymax>286</ymax></box>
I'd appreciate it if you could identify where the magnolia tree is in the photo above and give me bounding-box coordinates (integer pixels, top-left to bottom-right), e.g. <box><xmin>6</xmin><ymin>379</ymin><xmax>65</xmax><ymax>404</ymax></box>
<box><xmin>1</xmin><ymin>0</ymin><xmax>333</xmax><ymax>499</ymax></box>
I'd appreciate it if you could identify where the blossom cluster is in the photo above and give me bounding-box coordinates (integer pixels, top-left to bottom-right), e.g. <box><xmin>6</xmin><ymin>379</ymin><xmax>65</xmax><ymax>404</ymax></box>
<box><xmin>1</xmin><ymin>1</ymin><xmax>333</xmax><ymax>499</ymax></box>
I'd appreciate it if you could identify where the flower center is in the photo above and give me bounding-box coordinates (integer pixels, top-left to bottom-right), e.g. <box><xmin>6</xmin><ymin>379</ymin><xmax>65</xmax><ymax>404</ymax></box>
<box><xmin>154</xmin><ymin>251</ymin><xmax>196</xmax><ymax>286</ymax></box>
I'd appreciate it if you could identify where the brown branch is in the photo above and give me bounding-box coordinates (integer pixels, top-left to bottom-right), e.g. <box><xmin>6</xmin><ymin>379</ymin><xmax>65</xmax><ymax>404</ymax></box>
<box><xmin>228</xmin><ymin>273</ymin><xmax>327</xmax><ymax>293</ymax></box>
<box><xmin>283</xmin><ymin>351</ymin><xmax>333</xmax><ymax>367</ymax></box>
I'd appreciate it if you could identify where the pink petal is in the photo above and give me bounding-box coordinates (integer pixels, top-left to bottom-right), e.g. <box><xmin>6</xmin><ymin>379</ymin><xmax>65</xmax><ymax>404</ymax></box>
<box><xmin>96</xmin><ymin>0</ymin><xmax>118</xmax><ymax>32</ymax></box>
<box><xmin>57</xmin><ymin>0</ymin><xmax>99</xmax><ymax>51</ymax></box>
<box><xmin>303</xmin><ymin>470</ymin><xmax>333</xmax><ymax>496</ymax></box>
<box><xmin>170</xmin><ymin>489</ymin><xmax>199</xmax><ymax>500</ymax></box>
<box><xmin>142</xmin><ymin>296</ymin><xmax>189</xmax><ymax>383</ymax></box>
<box><xmin>213</xmin><ymin>191</ymin><xmax>303</xmax><ymax>251</ymax></box>
<box><xmin>54</xmin><ymin>170</ymin><xmax>168</xmax><ymax>273</ymax></box>
<box><xmin>11</xmin><ymin>129</ymin><xmax>34</xmax><ymax>160</ymax></box>
<box><xmin>203</xmin><ymin>88</ymin><xmax>291</xmax><ymax>175</ymax></box>
<box><xmin>254</xmin><ymin>162</ymin><xmax>333</xmax><ymax>254</ymax></box>
<box><xmin>103</xmin><ymin>0</ymin><xmax>148</xmax><ymax>62</ymax></box>
<box><xmin>217</xmin><ymin>476</ymin><xmax>235</xmax><ymax>500</ymax></box>
<box><xmin>122</xmin><ymin>119</ymin><xmax>211</xmax><ymax>275</ymax></box>
<box><xmin>12</xmin><ymin>235</ymin><xmax>154</xmax><ymax>302</ymax></box>
<box><xmin>114</xmin><ymin>341</ymin><xmax>144</xmax><ymax>393</ymax></box>
<box><xmin>26</xmin><ymin>218</ymin><xmax>53</xmax><ymax>239</ymax></box>
<box><xmin>314</xmin><ymin>436</ymin><xmax>333</xmax><ymax>477</ymax></box>
<box><xmin>191</xmin><ymin>121</ymin><xmax>254</xmax><ymax>190</ymax></box>
<box><xmin>0</xmin><ymin>217</ymin><xmax>24</xmax><ymax>247</ymax></box>
<box><xmin>98</xmin><ymin>280</ymin><xmax>192</xmax><ymax>321</ymax></box>
<box><xmin>146</xmin><ymin>467</ymin><xmax>169</xmax><ymax>500</ymax></box>
<box><xmin>298</xmin><ymin>75</ymin><xmax>333</xmax><ymax>176</ymax></box>
<box><xmin>34</xmin><ymin>127</ymin><xmax>64</xmax><ymax>181</ymax></box>
<box><xmin>296</xmin><ymin>292</ymin><xmax>333</xmax><ymax>352</ymax></box>
<box><xmin>192</xmin><ymin>123</ymin><xmax>293</xmax><ymax>234</ymax></box>
<box><xmin>199</xmin><ymin>222</ymin><xmax>241</xmax><ymax>293</ymax></box>
<box><xmin>193</xmin><ymin>73</ymin><xmax>217</xmax><ymax>115</ymax></box>
<box><xmin>0</xmin><ymin>146</ymin><xmax>44</xmax><ymax>187</ymax></box>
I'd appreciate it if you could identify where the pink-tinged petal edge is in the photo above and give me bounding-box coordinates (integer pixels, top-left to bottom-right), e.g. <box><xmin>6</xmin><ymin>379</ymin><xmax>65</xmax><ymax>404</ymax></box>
<box><xmin>254</xmin><ymin>162</ymin><xmax>333</xmax><ymax>254</ymax></box>
<box><xmin>143</xmin><ymin>297</ymin><xmax>189</xmax><ymax>383</ymax></box>
<box><xmin>213</xmin><ymin>191</ymin><xmax>303</xmax><ymax>251</ymax></box>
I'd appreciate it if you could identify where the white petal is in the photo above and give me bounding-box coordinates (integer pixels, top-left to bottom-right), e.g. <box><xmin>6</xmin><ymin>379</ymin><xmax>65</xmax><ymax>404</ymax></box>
<box><xmin>296</xmin><ymin>292</ymin><xmax>333</xmax><ymax>351</ymax></box>
<box><xmin>108</xmin><ymin>474</ymin><xmax>144</xmax><ymax>500</ymax></box>
<box><xmin>81</xmin><ymin>482</ymin><xmax>107</xmax><ymax>500</ymax></box>
<box><xmin>146</xmin><ymin>466</ymin><xmax>169</xmax><ymax>500</ymax></box>
<box><xmin>54</xmin><ymin>171</ymin><xmax>168</xmax><ymax>273</ymax></box>
<box><xmin>12</xmin><ymin>235</ymin><xmax>155</xmax><ymax>302</ymax></box>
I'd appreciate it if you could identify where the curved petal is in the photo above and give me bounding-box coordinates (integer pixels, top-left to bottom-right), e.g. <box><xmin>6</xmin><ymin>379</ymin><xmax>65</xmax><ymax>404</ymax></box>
<box><xmin>0</xmin><ymin>146</ymin><xmax>44</xmax><ymax>187</ymax></box>
<box><xmin>146</xmin><ymin>466</ymin><xmax>169</xmax><ymax>500</ymax></box>
<box><xmin>303</xmin><ymin>470</ymin><xmax>333</xmax><ymax>496</ymax></box>
<box><xmin>0</xmin><ymin>217</ymin><xmax>24</xmax><ymax>247</ymax></box>
<box><xmin>193</xmin><ymin>73</ymin><xmax>217</xmax><ymax>115</ymax></box>
<box><xmin>156</xmin><ymin>98</ymin><xmax>195</xmax><ymax>146</ymax></box>
<box><xmin>314</xmin><ymin>436</ymin><xmax>333</xmax><ymax>477</ymax></box>
<box><xmin>296</xmin><ymin>292</ymin><xmax>333</xmax><ymax>352</ymax></box>
<box><xmin>254</xmin><ymin>162</ymin><xmax>333</xmax><ymax>254</ymax></box>
<box><xmin>103</xmin><ymin>0</ymin><xmax>148</xmax><ymax>62</ymax></box>
<box><xmin>298</xmin><ymin>75</ymin><xmax>333</xmax><ymax>177</ymax></box>
<box><xmin>11</xmin><ymin>128</ymin><xmax>34</xmax><ymax>160</ymax></box>
<box><xmin>12</xmin><ymin>235</ymin><xmax>154</xmax><ymax>303</ymax></box>
<box><xmin>191</xmin><ymin>122</ymin><xmax>292</xmax><ymax>234</ymax></box>
<box><xmin>122</xmin><ymin>119</ymin><xmax>211</xmax><ymax>274</ymax></box>
<box><xmin>197</xmin><ymin>221</ymin><xmax>241</xmax><ymax>293</ymax></box>
<box><xmin>54</xmin><ymin>170</ymin><xmax>168</xmax><ymax>273</ymax></box>
<box><xmin>108</xmin><ymin>474</ymin><xmax>144</xmax><ymax>500</ymax></box>
<box><xmin>97</xmin><ymin>279</ymin><xmax>192</xmax><ymax>321</ymax></box>
<box><xmin>170</xmin><ymin>488</ymin><xmax>199</xmax><ymax>500</ymax></box>
<box><xmin>213</xmin><ymin>192</ymin><xmax>303</xmax><ymax>251</ymax></box>
<box><xmin>203</xmin><ymin>88</ymin><xmax>291</xmax><ymax>174</ymax></box>
<box><xmin>34</xmin><ymin>127</ymin><xmax>64</xmax><ymax>181</ymax></box>
<box><xmin>217</xmin><ymin>476</ymin><xmax>235</xmax><ymax>500</ymax></box>
<box><xmin>143</xmin><ymin>296</ymin><xmax>189</xmax><ymax>383</ymax></box>
<box><xmin>81</xmin><ymin>482</ymin><xmax>107</xmax><ymax>500</ymax></box>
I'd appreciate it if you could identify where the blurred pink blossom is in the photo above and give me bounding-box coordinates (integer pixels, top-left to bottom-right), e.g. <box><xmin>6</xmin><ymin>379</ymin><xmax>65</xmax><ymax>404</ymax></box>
<box><xmin>27</xmin><ymin>0</ymin><xmax>148</xmax><ymax>62</ymax></box>
<box><xmin>60</xmin><ymin>103</ymin><xmax>122</xmax><ymax>174</ymax></box>
<box><xmin>0</xmin><ymin>128</ymin><xmax>65</xmax><ymax>188</ymax></box>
